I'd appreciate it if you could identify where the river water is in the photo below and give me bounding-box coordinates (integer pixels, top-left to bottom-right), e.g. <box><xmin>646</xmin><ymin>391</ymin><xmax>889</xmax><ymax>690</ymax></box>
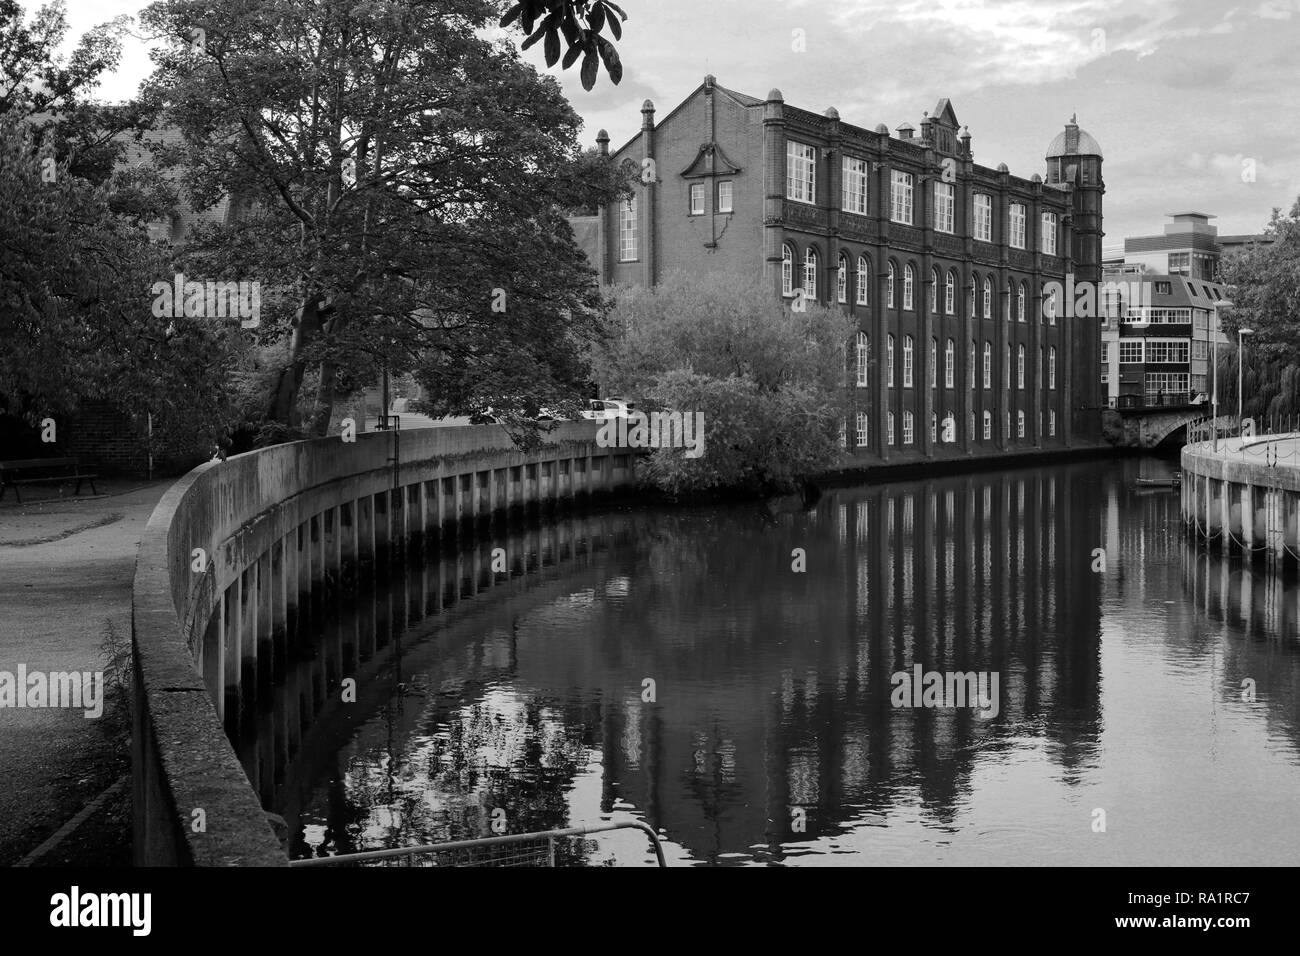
<box><xmin>260</xmin><ymin>456</ymin><xmax>1300</xmax><ymax>866</ymax></box>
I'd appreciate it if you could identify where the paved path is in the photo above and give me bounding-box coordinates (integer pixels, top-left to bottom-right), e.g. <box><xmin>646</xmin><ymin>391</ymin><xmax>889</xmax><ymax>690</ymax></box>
<box><xmin>0</xmin><ymin>480</ymin><xmax>170</xmax><ymax>865</ymax></box>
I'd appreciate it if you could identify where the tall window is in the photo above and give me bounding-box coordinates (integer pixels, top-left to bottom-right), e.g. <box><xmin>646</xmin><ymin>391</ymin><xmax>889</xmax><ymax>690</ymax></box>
<box><xmin>969</xmin><ymin>341</ymin><xmax>976</xmax><ymax>391</ymax></box>
<box><xmin>718</xmin><ymin>181</ymin><xmax>733</xmax><ymax>212</ymax></box>
<box><xmin>891</xmin><ymin>170</ymin><xmax>914</xmax><ymax>224</ymax></box>
<box><xmin>929</xmin><ymin>337</ymin><xmax>937</xmax><ymax>388</ymax></box>
<box><xmin>787</xmin><ymin>141</ymin><xmax>816</xmax><ymax>203</ymax></box>
<box><xmin>689</xmin><ymin>182</ymin><xmax>704</xmax><ymax>215</ymax></box>
<box><xmin>903</xmin><ymin>264</ymin><xmax>914</xmax><ymax>310</ymax></box>
<box><xmin>945</xmin><ymin>339</ymin><xmax>955</xmax><ymax>388</ymax></box>
<box><xmin>855</xmin><ymin>411</ymin><xmax>869</xmax><ymax>446</ymax></box>
<box><xmin>982</xmin><ymin>277</ymin><xmax>992</xmax><ymax>319</ymax></box>
<box><xmin>1017</xmin><ymin>410</ymin><xmax>1026</xmax><ymax>438</ymax></box>
<box><xmin>902</xmin><ymin>411</ymin><xmax>914</xmax><ymax>445</ymax></box>
<box><xmin>837</xmin><ymin>255</ymin><xmax>848</xmax><ymax>303</ymax></box>
<box><xmin>1004</xmin><ymin>344</ymin><xmax>1011</xmax><ymax>389</ymax></box>
<box><xmin>619</xmin><ymin>196</ymin><xmax>637</xmax><ymax>261</ymax></box>
<box><xmin>974</xmin><ymin>193</ymin><xmax>992</xmax><ymax>242</ymax></box>
<box><xmin>945</xmin><ymin>271</ymin><xmax>956</xmax><ymax>314</ymax></box>
<box><xmin>903</xmin><ymin>336</ymin><xmax>914</xmax><ymax>387</ymax></box>
<box><xmin>1049</xmin><ymin>347</ymin><xmax>1057</xmax><ymax>389</ymax></box>
<box><xmin>803</xmin><ymin>248</ymin><xmax>818</xmax><ymax>300</ymax></box>
<box><xmin>843</xmin><ymin>157</ymin><xmax>869</xmax><ymax>214</ymax></box>
<box><xmin>929</xmin><ymin>268</ymin><xmax>939</xmax><ymax>313</ymax></box>
<box><xmin>887</xmin><ymin>411</ymin><xmax>895</xmax><ymax>445</ymax></box>
<box><xmin>930</xmin><ymin>412</ymin><xmax>937</xmax><ymax>443</ymax></box>
<box><xmin>934</xmin><ymin>181</ymin><xmax>955</xmax><ymax>233</ymax></box>
<box><xmin>968</xmin><ymin>276</ymin><xmax>976</xmax><ymax>317</ymax></box>
<box><xmin>1017</xmin><ymin>344</ymin><xmax>1026</xmax><ymax>389</ymax></box>
<box><xmin>887</xmin><ymin>262</ymin><xmax>896</xmax><ymax>308</ymax></box>
<box><xmin>1046</xmin><ymin>285</ymin><xmax>1057</xmax><ymax>325</ymax></box>
<box><xmin>1037</xmin><ymin>347</ymin><xmax>1043</xmax><ymax>391</ymax></box>
<box><xmin>1005</xmin><ymin>281</ymin><xmax>1013</xmax><ymax>322</ymax></box>
<box><xmin>781</xmin><ymin>244</ymin><xmax>795</xmax><ymax>296</ymax></box>
<box><xmin>1004</xmin><ymin>410</ymin><xmax>1011</xmax><ymax>438</ymax></box>
<box><xmin>1009</xmin><ymin>203</ymin><xmax>1027</xmax><ymax>249</ymax></box>
<box><xmin>1049</xmin><ymin>409</ymin><xmax>1056</xmax><ymax>436</ymax></box>
<box><xmin>982</xmin><ymin>342</ymin><xmax>992</xmax><ymax>389</ymax></box>
<box><xmin>1041</xmin><ymin>212</ymin><xmax>1058</xmax><ymax>255</ymax></box>
<box><xmin>982</xmin><ymin>410</ymin><xmax>992</xmax><ymax>440</ymax></box>
<box><xmin>886</xmin><ymin>334</ymin><xmax>895</xmax><ymax>386</ymax></box>
<box><xmin>1017</xmin><ymin>283</ymin><xmax>1026</xmax><ymax>322</ymax></box>
<box><xmin>856</xmin><ymin>332</ymin><xmax>869</xmax><ymax>386</ymax></box>
<box><xmin>857</xmin><ymin>256</ymin><xmax>870</xmax><ymax>305</ymax></box>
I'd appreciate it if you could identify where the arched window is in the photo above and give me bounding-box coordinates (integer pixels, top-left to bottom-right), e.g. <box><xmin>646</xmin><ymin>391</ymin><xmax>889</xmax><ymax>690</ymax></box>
<box><xmin>857</xmin><ymin>255</ymin><xmax>870</xmax><ymax>305</ymax></box>
<box><xmin>945</xmin><ymin>409</ymin><xmax>956</xmax><ymax>442</ymax></box>
<box><xmin>982</xmin><ymin>342</ymin><xmax>992</xmax><ymax>389</ymax></box>
<box><xmin>929</xmin><ymin>337</ymin><xmax>937</xmax><ymax>388</ymax></box>
<box><xmin>969</xmin><ymin>340</ymin><xmax>976</xmax><ymax>390</ymax></box>
<box><xmin>855</xmin><ymin>411</ymin><xmax>869</xmax><ymax>446</ymax></box>
<box><xmin>887</xmin><ymin>262</ymin><xmax>896</xmax><ymax>308</ymax></box>
<box><xmin>903</xmin><ymin>264</ymin><xmax>915</xmax><ymax>310</ymax></box>
<box><xmin>1004</xmin><ymin>343</ymin><xmax>1011</xmax><ymax>388</ymax></box>
<box><xmin>1017</xmin><ymin>344</ymin><xmax>1026</xmax><ymax>389</ymax></box>
<box><xmin>930</xmin><ymin>412</ymin><xmax>937</xmax><ymax>443</ymax></box>
<box><xmin>1018</xmin><ymin>282</ymin><xmax>1027</xmax><ymax>322</ymax></box>
<box><xmin>1047</xmin><ymin>285</ymin><xmax>1058</xmax><ymax>325</ymax></box>
<box><xmin>782</xmin><ymin>244</ymin><xmax>795</xmax><ymax>297</ymax></box>
<box><xmin>968</xmin><ymin>274</ymin><xmax>977</xmax><ymax>317</ymax></box>
<box><xmin>902</xmin><ymin>410</ymin><xmax>915</xmax><ymax>445</ymax></box>
<box><xmin>929</xmin><ymin>268</ymin><xmax>939</xmax><ymax>313</ymax></box>
<box><xmin>946</xmin><ymin>270</ymin><xmax>956</xmax><ymax>314</ymax></box>
<box><xmin>945</xmin><ymin>338</ymin><xmax>955</xmax><ymax>388</ymax></box>
<box><xmin>903</xmin><ymin>335</ymin><xmax>914</xmax><ymax>387</ymax></box>
<box><xmin>886</xmin><ymin>334</ymin><xmax>895</xmax><ymax>387</ymax></box>
<box><xmin>887</xmin><ymin>411</ymin><xmax>895</xmax><ymax>445</ymax></box>
<box><xmin>982</xmin><ymin>276</ymin><xmax>992</xmax><ymax>319</ymax></box>
<box><xmin>1017</xmin><ymin>409</ymin><xmax>1026</xmax><ymax>438</ymax></box>
<box><xmin>1005</xmin><ymin>280</ymin><xmax>1013</xmax><ymax>322</ymax></box>
<box><xmin>1049</xmin><ymin>346</ymin><xmax>1057</xmax><ymax>389</ymax></box>
<box><xmin>837</xmin><ymin>254</ymin><xmax>849</xmax><ymax>303</ymax></box>
<box><xmin>1049</xmin><ymin>409</ymin><xmax>1056</xmax><ymax>436</ymax></box>
<box><xmin>803</xmin><ymin>247</ymin><xmax>818</xmax><ymax>300</ymax></box>
<box><xmin>856</xmin><ymin>332</ymin><xmax>869</xmax><ymax>387</ymax></box>
<box><xmin>982</xmin><ymin>409</ymin><xmax>992</xmax><ymax>440</ymax></box>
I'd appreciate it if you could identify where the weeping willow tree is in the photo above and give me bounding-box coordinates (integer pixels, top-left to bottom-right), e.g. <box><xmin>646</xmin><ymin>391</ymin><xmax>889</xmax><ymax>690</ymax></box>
<box><xmin>1217</xmin><ymin>197</ymin><xmax>1300</xmax><ymax>428</ymax></box>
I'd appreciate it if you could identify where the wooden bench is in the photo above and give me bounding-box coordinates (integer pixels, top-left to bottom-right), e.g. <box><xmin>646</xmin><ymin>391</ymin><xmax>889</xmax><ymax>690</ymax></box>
<box><xmin>0</xmin><ymin>458</ymin><xmax>99</xmax><ymax>503</ymax></box>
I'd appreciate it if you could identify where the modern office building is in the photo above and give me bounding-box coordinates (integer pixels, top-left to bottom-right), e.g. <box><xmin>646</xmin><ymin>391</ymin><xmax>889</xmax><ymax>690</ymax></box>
<box><xmin>572</xmin><ymin>77</ymin><xmax>1105</xmax><ymax>461</ymax></box>
<box><xmin>1096</xmin><ymin>212</ymin><xmax>1268</xmax><ymax>407</ymax></box>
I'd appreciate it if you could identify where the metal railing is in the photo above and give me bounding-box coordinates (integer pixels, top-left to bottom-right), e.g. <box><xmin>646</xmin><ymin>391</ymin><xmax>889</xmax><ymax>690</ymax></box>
<box><xmin>289</xmin><ymin>820</ymin><xmax>668</xmax><ymax>868</ymax></box>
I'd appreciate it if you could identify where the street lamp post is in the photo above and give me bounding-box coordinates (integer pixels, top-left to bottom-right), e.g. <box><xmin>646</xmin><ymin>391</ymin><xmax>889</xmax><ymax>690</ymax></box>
<box><xmin>1238</xmin><ymin>327</ymin><xmax>1253</xmax><ymax>435</ymax></box>
<box><xmin>1211</xmin><ymin>300</ymin><xmax>1233</xmax><ymax>452</ymax></box>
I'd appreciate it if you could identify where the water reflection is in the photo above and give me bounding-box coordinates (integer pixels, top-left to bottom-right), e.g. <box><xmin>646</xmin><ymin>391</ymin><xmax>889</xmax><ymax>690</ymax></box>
<box><xmin>252</xmin><ymin>458</ymin><xmax>1300</xmax><ymax>865</ymax></box>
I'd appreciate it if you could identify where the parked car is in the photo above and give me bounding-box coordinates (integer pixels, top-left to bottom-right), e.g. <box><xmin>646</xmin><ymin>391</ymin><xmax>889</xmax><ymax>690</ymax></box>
<box><xmin>580</xmin><ymin>399</ymin><xmax>638</xmax><ymax>420</ymax></box>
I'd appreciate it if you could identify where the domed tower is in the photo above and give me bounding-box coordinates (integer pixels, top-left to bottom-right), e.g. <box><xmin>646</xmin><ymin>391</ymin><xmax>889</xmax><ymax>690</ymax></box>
<box><xmin>1045</xmin><ymin>115</ymin><xmax>1104</xmax><ymax>282</ymax></box>
<box><xmin>1046</xmin><ymin>116</ymin><xmax>1104</xmax><ymax>444</ymax></box>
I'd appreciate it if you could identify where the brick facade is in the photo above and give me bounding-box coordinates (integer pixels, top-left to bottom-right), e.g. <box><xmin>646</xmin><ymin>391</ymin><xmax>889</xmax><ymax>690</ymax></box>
<box><xmin>573</xmin><ymin>77</ymin><xmax>1105</xmax><ymax>463</ymax></box>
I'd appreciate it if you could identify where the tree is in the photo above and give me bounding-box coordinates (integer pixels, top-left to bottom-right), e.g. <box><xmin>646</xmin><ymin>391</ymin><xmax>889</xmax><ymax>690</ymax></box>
<box><xmin>1218</xmin><ymin>198</ymin><xmax>1300</xmax><ymax>422</ymax></box>
<box><xmin>590</xmin><ymin>272</ymin><xmax>859</xmax><ymax>495</ymax></box>
<box><xmin>140</xmin><ymin>0</ymin><xmax>632</xmax><ymax>439</ymax></box>
<box><xmin>0</xmin><ymin>118</ymin><xmax>241</xmax><ymax>460</ymax></box>
<box><xmin>501</xmin><ymin>0</ymin><xmax>627</xmax><ymax>90</ymax></box>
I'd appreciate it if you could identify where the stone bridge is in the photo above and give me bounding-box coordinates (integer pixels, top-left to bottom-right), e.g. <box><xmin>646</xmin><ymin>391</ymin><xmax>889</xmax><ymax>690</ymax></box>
<box><xmin>1106</xmin><ymin>406</ymin><xmax>1232</xmax><ymax>450</ymax></box>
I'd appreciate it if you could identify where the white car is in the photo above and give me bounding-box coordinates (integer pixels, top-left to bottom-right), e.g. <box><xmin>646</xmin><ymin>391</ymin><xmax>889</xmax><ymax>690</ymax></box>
<box><xmin>580</xmin><ymin>399</ymin><xmax>637</xmax><ymax>420</ymax></box>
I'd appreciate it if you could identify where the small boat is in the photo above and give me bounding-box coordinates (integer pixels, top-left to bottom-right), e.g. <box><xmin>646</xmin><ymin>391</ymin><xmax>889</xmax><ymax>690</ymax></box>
<box><xmin>1136</xmin><ymin>475</ymin><xmax>1181</xmax><ymax>488</ymax></box>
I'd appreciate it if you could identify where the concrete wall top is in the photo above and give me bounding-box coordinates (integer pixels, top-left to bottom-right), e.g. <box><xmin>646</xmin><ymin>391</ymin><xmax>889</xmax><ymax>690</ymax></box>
<box><xmin>1182</xmin><ymin>439</ymin><xmax>1300</xmax><ymax>493</ymax></box>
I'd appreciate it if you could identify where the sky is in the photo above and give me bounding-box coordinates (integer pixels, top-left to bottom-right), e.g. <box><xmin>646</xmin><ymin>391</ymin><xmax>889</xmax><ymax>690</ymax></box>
<box><xmin>63</xmin><ymin>0</ymin><xmax>1300</xmax><ymax>245</ymax></box>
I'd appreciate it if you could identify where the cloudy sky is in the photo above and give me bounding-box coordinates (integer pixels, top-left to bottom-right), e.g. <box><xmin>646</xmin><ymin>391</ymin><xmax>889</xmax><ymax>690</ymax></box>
<box><xmin>68</xmin><ymin>0</ymin><xmax>1300</xmax><ymax>245</ymax></box>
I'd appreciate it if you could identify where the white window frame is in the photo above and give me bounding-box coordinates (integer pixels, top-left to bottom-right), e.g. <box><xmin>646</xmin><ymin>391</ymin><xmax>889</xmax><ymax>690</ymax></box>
<box><xmin>1017</xmin><ymin>344</ymin><xmax>1026</xmax><ymax>389</ymax></box>
<box><xmin>803</xmin><ymin>247</ymin><xmax>818</xmax><ymax>301</ymax></box>
<box><xmin>891</xmin><ymin>170</ymin><xmax>914</xmax><ymax>224</ymax></box>
<box><xmin>974</xmin><ymin>193</ymin><xmax>992</xmax><ymax>242</ymax></box>
<box><xmin>787</xmin><ymin>141</ymin><xmax>816</xmax><ymax>203</ymax></box>
<box><xmin>718</xmin><ymin>180</ymin><xmax>733</xmax><ymax>213</ymax></box>
<box><xmin>689</xmin><ymin>182</ymin><xmax>704</xmax><ymax>215</ymax></box>
<box><xmin>1049</xmin><ymin>347</ymin><xmax>1057</xmax><ymax>389</ymax></box>
<box><xmin>934</xmin><ymin>181</ymin><xmax>955</xmax><ymax>233</ymax></box>
<box><xmin>1040</xmin><ymin>211</ymin><xmax>1057</xmax><ymax>255</ymax></box>
<box><xmin>902</xmin><ymin>410</ymin><xmax>914</xmax><ymax>445</ymax></box>
<box><xmin>843</xmin><ymin>156</ymin><xmax>869</xmax><ymax>215</ymax></box>
<box><xmin>619</xmin><ymin>196</ymin><xmax>638</xmax><ymax>261</ymax></box>
<box><xmin>855</xmin><ymin>411</ymin><xmax>869</xmax><ymax>446</ymax></box>
<box><xmin>887</xmin><ymin>334</ymin><xmax>895</xmax><ymax>387</ymax></box>
<box><xmin>856</xmin><ymin>332</ymin><xmax>869</xmax><ymax>387</ymax></box>
<box><xmin>903</xmin><ymin>335</ymin><xmax>914</xmax><ymax>387</ymax></box>
<box><xmin>1009</xmin><ymin>203</ymin><xmax>1027</xmax><ymax>249</ymax></box>
<box><xmin>983</xmin><ymin>342</ymin><xmax>992</xmax><ymax>389</ymax></box>
<box><xmin>781</xmin><ymin>243</ymin><xmax>795</xmax><ymax>297</ymax></box>
<box><xmin>903</xmin><ymin>264</ymin><xmax>914</xmax><ymax>310</ymax></box>
<box><xmin>857</xmin><ymin>256</ymin><xmax>870</xmax><ymax>305</ymax></box>
<box><xmin>945</xmin><ymin>272</ymin><xmax>956</xmax><ymax>314</ymax></box>
<box><xmin>982</xmin><ymin>410</ymin><xmax>992</xmax><ymax>440</ymax></box>
<box><xmin>945</xmin><ymin>339</ymin><xmax>955</xmax><ymax>388</ymax></box>
<box><xmin>837</xmin><ymin>255</ymin><xmax>848</xmax><ymax>304</ymax></box>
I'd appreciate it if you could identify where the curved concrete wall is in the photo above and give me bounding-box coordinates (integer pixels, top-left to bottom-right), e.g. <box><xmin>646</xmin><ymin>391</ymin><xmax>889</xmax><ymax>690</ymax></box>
<box><xmin>1182</xmin><ymin>440</ymin><xmax>1300</xmax><ymax>559</ymax></box>
<box><xmin>131</xmin><ymin>423</ymin><xmax>635</xmax><ymax>865</ymax></box>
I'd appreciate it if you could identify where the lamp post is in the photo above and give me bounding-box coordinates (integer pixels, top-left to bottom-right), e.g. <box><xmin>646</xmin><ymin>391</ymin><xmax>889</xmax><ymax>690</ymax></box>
<box><xmin>1211</xmin><ymin>300</ymin><xmax>1233</xmax><ymax>451</ymax></box>
<box><xmin>1238</xmin><ymin>327</ymin><xmax>1253</xmax><ymax>434</ymax></box>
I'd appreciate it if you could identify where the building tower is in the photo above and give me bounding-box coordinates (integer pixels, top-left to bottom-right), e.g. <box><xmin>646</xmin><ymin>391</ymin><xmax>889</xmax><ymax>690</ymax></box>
<box><xmin>1046</xmin><ymin>116</ymin><xmax>1105</xmax><ymax>442</ymax></box>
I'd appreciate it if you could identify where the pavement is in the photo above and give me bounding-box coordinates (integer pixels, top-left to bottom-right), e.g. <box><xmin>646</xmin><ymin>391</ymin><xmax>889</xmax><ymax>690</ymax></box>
<box><xmin>0</xmin><ymin>478</ymin><xmax>172</xmax><ymax>865</ymax></box>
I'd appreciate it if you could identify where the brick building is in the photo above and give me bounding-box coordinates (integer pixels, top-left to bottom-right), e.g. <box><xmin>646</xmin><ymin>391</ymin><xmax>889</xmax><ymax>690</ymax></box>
<box><xmin>572</xmin><ymin>76</ymin><xmax>1105</xmax><ymax>461</ymax></box>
